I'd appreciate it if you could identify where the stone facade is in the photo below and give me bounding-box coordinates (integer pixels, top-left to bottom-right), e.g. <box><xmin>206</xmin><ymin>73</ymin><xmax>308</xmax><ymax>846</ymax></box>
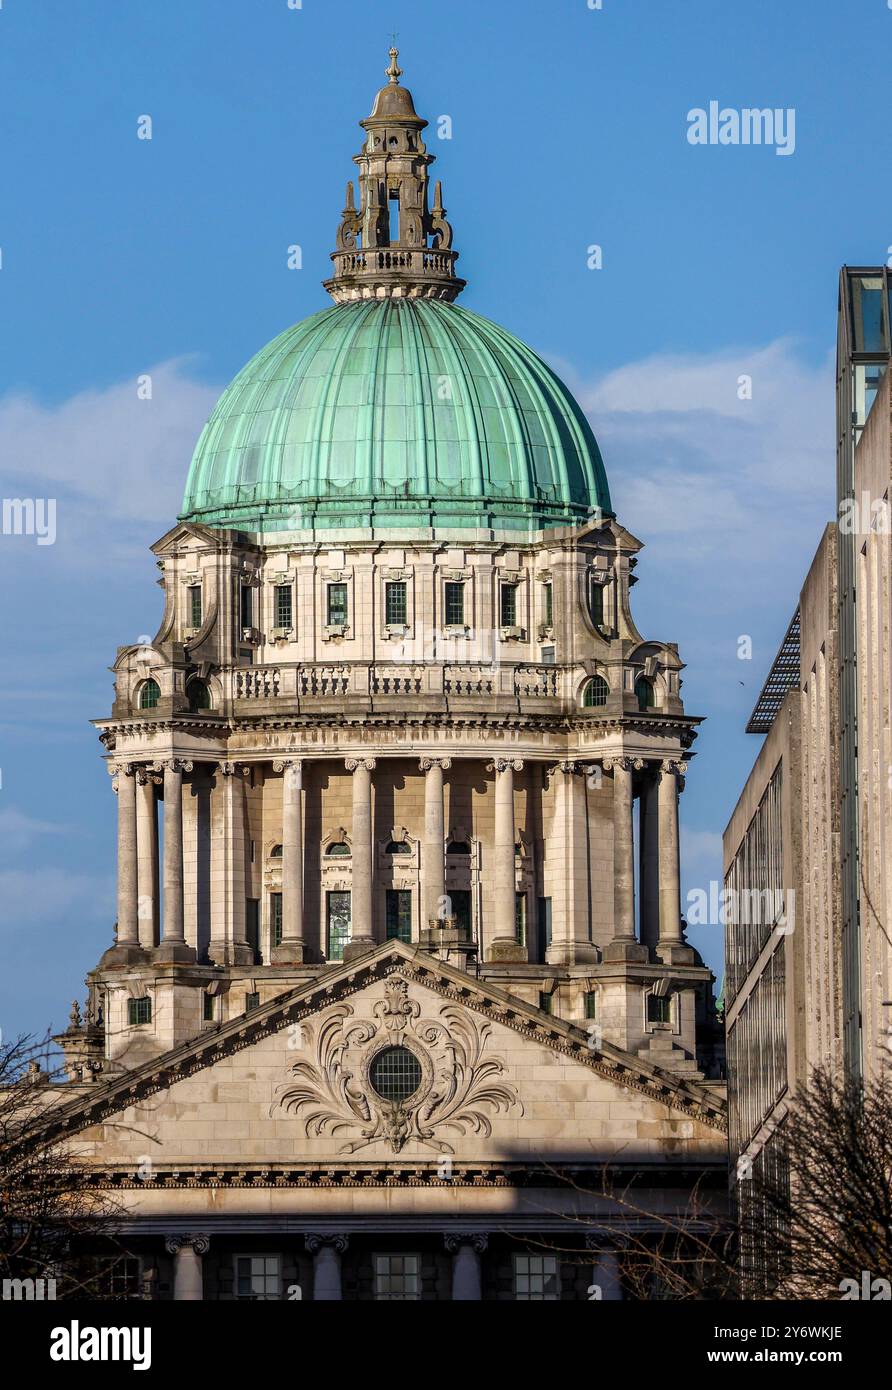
<box><xmin>46</xmin><ymin>50</ymin><xmax>725</xmax><ymax>1301</ymax></box>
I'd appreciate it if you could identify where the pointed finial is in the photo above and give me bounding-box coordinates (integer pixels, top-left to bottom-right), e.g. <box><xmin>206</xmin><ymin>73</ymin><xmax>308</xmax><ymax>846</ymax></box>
<box><xmin>386</xmin><ymin>44</ymin><xmax>402</xmax><ymax>85</ymax></box>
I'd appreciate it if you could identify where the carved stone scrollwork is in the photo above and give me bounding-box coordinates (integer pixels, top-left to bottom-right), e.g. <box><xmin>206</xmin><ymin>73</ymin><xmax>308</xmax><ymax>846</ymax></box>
<box><xmin>165</xmin><ymin>1234</ymin><xmax>210</xmax><ymax>1256</ymax></box>
<box><xmin>485</xmin><ymin>758</ymin><xmax>524</xmax><ymax>774</ymax></box>
<box><xmin>136</xmin><ymin>763</ymin><xmax>163</xmax><ymax>786</ymax></box>
<box><xmin>419</xmin><ymin>757</ymin><xmax>452</xmax><ymax>771</ymax></box>
<box><xmin>161</xmin><ymin>758</ymin><xmax>194</xmax><ymax>774</ymax></box>
<box><xmin>345</xmin><ymin>757</ymin><xmax>377</xmax><ymax>772</ymax></box>
<box><xmin>602</xmin><ymin>756</ymin><xmax>645</xmax><ymax>773</ymax></box>
<box><xmin>305</xmin><ymin>1234</ymin><xmax>349</xmax><ymax>1255</ymax></box>
<box><xmin>444</xmin><ymin>1233</ymin><xmax>488</xmax><ymax>1253</ymax></box>
<box><xmin>273</xmin><ymin>758</ymin><xmax>304</xmax><ymax>774</ymax></box>
<box><xmin>660</xmin><ymin>758</ymin><xmax>688</xmax><ymax>777</ymax></box>
<box><xmin>277</xmin><ymin>975</ymin><xmax>522</xmax><ymax>1156</ymax></box>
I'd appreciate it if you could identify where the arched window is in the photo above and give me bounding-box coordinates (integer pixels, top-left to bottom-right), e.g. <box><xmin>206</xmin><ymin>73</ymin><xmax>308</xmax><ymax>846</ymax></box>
<box><xmin>385</xmin><ymin>840</ymin><xmax>411</xmax><ymax>855</ymax></box>
<box><xmin>138</xmin><ymin>679</ymin><xmax>160</xmax><ymax>710</ymax></box>
<box><xmin>446</xmin><ymin>841</ymin><xmax>470</xmax><ymax>855</ymax></box>
<box><xmin>326</xmin><ymin>842</ymin><xmax>350</xmax><ymax>857</ymax></box>
<box><xmin>187</xmin><ymin>679</ymin><xmax>211</xmax><ymax>712</ymax></box>
<box><xmin>269</xmin><ymin>844</ymin><xmax>283</xmax><ymax>858</ymax></box>
<box><xmin>635</xmin><ymin>676</ymin><xmax>655</xmax><ymax>711</ymax></box>
<box><xmin>583</xmin><ymin>675</ymin><xmax>609</xmax><ymax>708</ymax></box>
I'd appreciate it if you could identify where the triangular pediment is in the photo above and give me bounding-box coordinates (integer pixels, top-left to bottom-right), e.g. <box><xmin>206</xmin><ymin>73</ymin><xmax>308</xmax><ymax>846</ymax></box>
<box><xmin>39</xmin><ymin>945</ymin><xmax>725</xmax><ymax>1174</ymax></box>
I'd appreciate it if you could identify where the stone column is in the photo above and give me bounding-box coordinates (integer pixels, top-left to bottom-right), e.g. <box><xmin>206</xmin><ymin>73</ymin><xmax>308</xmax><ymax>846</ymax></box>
<box><xmin>156</xmin><ymin>759</ymin><xmax>196</xmax><ymax>963</ymax></box>
<box><xmin>135</xmin><ymin>766</ymin><xmax>160</xmax><ymax>951</ymax></box>
<box><xmin>272</xmin><ymin>758</ymin><xmax>306</xmax><ymax>963</ymax></box>
<box><xmin>305</xmin><ymin>1235</ymin><xmax>347</xmax><ymax>1300</ymax></box>
<box><xmin>445</xmin><ymin>1234</ymin><xmax>487</xmax><ymax>1300</ymax></box>
<box><xmin>586</xmin><ymin>1238</ymin><xmax>623</xmax><ymax>1301</ymax></box>
<box><xmin>165</xmin><ymin>1234</ymin><xmax>209</xmax><ymax>1301</ymax></box>
<box><xmin>112</xmin><ymin>763</ymin><xmax>141</xmax><ymax>958</ymax></box>
<box><xmin>657</xmin><ymin>759</ymin><xmax>693</xmax><ymax>962</ymax></box>
<box><xmin>209</xmin><ymin>762</ymin><xmax>252</xmax><ymax>966</ymax></box>
<box><xmin>487</xmin><ymin>758</ymin><xmax>526</xmax><ymax>961</ymax></box>
<box><xmin>604</xmin><ymin>758</ymin><xmax>647</xmax><ymax>963</ymax></box>
<box><xmin>344</xmin><ymin>758</ymin><xmax>375</xmax><ymax>960</ymax></box>
<box><xmin>420</xmin><ymin>757</ymin><xmax>450</xmax><ymax>929</ymax></box>
<box><xmin>546</xmin><ymin>761</ymin><xmax>597</xmax><ymax>966</ymax></box>
<box><xmin>638</xmin><ymin>768</ymin><xmax>660</xmax><ymax>953</ymax></box>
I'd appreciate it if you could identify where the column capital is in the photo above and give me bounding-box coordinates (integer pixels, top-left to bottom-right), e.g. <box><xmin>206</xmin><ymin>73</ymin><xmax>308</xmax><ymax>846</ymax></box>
<box><xmin>108</xmin><ymin>760</ymin><xmax>136</xmax><ymax>785</ymax></box>
<box><xmin>165</xmin><ymin>1233</ymin><xmax>210</xmax><ymax>1256</ymax></box>
<box><xmin>444</xmin><ymin>1233</ymin><xmax>488</xmax><ymax>1253</ymax></box>
<box><xmin>345</xmin><ymin>757</ymin><xmax>376</xmax><ymax>772</ymax></box>
<box><xmin>486</xmin><ymin>758</ymin><xmax>523</xmax><ymax>774</ymax></box>
<box><xmin>219</xmin><ymin>760</ymin><xmax>251</xmax><ymax>777</ymax></box>
<box><xmin>659</xmin><ymin>758</ymin><xmax>688</xmax><ymax>777</ymax></box>
<box><xmin>161</xmin><ymin>758</ymin><xmax>194</xmax><ymax>774</ymax></box>
<box><xmin>305</xmin><ymin>1234</ymin><xmax>349</xmax><ymax>1255</ymax></box>
<box><xmin>603</xmin><ymin>756</ymin><xmax>645</xmax><ymax>773</ymax></box>
<box><xmin>273</xmin><ymin>758</ymin><xmax>304</xmax><ymax>774</ymax></box>
<box><xmin>136</xmin><ymin>763</ymin><xmax>163</xmax><ymax>786</ymax></box>
<box><xmin>419</xmin><ymin>757</ymin><xmax>452</xmax><ymax>771</ymax></box>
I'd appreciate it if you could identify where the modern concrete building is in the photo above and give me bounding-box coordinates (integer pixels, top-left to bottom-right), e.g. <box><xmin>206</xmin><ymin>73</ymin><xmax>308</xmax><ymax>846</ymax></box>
<box><xmin>724</xmin><ymin>267</ymin><xmax>892</xmax><ymax>1260</ymax></box>
<box><xmin>41</xmin><ymin>51</ymin><xmax>725</xmax><ymax>1301</ymax></box>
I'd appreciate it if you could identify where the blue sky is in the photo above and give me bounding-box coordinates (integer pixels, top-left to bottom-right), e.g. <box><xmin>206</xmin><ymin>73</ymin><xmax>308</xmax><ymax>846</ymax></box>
<box><xmin>1</xmin><ymin>0</ymin><xmax>890</xmax><ymax>1041</ymax></box>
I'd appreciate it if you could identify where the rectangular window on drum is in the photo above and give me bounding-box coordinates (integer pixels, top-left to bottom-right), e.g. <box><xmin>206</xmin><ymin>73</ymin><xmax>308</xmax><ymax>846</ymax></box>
<box><xmin>500</xmin><ymin>583</ymin><xmax>518</xmax><ymax>627</ymax></box>
<box><xmin>385</xmin><ymin>580</ymin><xmax>407</xmax><ymax>626</ymax></box>
<box><xmin>444</xmin><ymin>581</ymin><xmax>465</xmax><ymax>627</ymax></box>
<box><xmin>188</xmin><ymin>585</ymin><xmax>202</xmax><ymax>629</ymax></box>
<box><xmin>240</xmin><ymin>584</ymin><xmax>253</xmax><ymax>630</ymax></box>
<box><xmin>271</xmin><ymin>892</ymin><xmax>283</xmax><ymax>949</ymax></box>
<box><xmin>275</xmin><ymin>583</ymin><xmax>293</xmax><ymax>629</ymax></box>
<box><xmin>327</xmin><ymin>582</ymin><xmax>348</xmax><ymax>626</ymax></box>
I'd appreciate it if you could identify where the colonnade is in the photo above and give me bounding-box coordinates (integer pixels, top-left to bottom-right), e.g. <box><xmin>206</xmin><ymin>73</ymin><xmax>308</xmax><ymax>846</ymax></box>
<box><xmin>107</xmin><ymin>754</ymin><xmax>687</xmax><ymax>965</ymax></box>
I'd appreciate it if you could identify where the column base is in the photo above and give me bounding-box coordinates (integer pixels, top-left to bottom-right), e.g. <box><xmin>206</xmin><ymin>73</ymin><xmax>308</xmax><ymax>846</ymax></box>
<box><xmin>602</xmin><ymin>938</ymin><xmax>649</xmax><ymax>963</ymax></box>
<box><xmin>545</xmin><ymin>942</ymin><xmax>600</xmax><ymax>966</ymax></box>
<box><xmin>153</xmin><ymin>940</ymin><xmax>197</xmax><ymax>965</ymax></box>
<box><xmin>99</xmin><ymin>943</ymin><xmax>148</xmax><ymax>969</ymax></box>
<box><xmin>208</xmin><ymin>941</ymin><xmax>257</xmax><ymax>967</ymax></box>
<box><xmin>486</xmin><ymin>939</ymin><xmax>528</xmax><ymax>963</ymax></box>
<box><xmin>343</xmin><ymin>937</ymin><xmax>376</xmax><ymax>962</ymax></box>
<box><xmin>271</xmin><ymin>941</ymin><xmax>307</xmax><ymax>965</ymax></box>
<box><xmin>655</xmin><ymin>941</ymin><xmax>696</xmax><ymax>965</ymax></box>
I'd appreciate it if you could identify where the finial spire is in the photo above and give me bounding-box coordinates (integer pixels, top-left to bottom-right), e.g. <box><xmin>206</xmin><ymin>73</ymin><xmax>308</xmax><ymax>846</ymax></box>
<box><xmin>386</xmin><ymin>44</ymin><xmax>402</xmax><ymax>84</ymax></box>
<box><xmin>324</xmin><ymin>48</ymin><xmax>465</xmax><ymax>303</ymax></box>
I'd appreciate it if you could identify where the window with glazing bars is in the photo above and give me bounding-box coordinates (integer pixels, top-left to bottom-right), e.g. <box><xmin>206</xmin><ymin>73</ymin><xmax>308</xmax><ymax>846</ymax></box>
<box><xmin>543</xmin><ymin>581</ymin><xmax>553</xmax><ymax>627</ymax></box>
<box><xmin>444</xmin><ymin>581</ymin><xmax>465</xmax><ymax>626</ymax></box>
<box><xmin>513</xmin><ymin>1254</ymin><xmax>559</xmax><ymax>1300</ymax></box>
<box><xmin>240</xmin><ymin>584</ymin><xmax>252</xmax><ymax>630</ymax></box>
<box><xmin>271</xmin><ymin>892</ymin><xmax>283</xmax><ymax>948</ymax></box>
<box><xmin>327</xmin><ymin>890</ymin><xmax>351</xmax><ymax>961</ymax></box>
<box><xmin>236</xmin><ymin>1255</ymin><xmax>280</xmax><ymax>1301</ymax></box>
<box><xmin>188</xmin><ymin>585</ymin><xmax>202</xmax><ymax>629</ymax></box>
<box><xmin>203</xmin><ymin>992</ymin><xmax>215</xmax><ymax>1022</ymax></box>
<box><xmin>386</xmin><ymin>889</ymin><xmax>412</xmax><ymax>942</ymax></box>
<box><xmin>374</xmin><ymin>1253</ymin><xmax>420</xmax><ymax>1301</ymax></box>
<box><xmin>128</xmin><ymin>997</ymin><xmax>151</xmax><ymax>1026</ymax></box>
<box><xmin>275</xmin><ymin>583</ymin><xmax>293</xmax><ymax>629</ymax></box>
<box><xmin>515</xmin><ymin>892</ymin><xmax>526</xmax><ymax>946</ymax></box>
<box><xmin>327</xmin><ymin>582</ymin><xmax>348</xmax><ymax>626</ymax></box>
<box><xmin>385</xmin><ymin>580</ymin><xmax>407</xmax><ymax>626</ymax></box>
<box><xmin>500</xmin><ymin>583</ymin><xmax>518</xmax><ymax>627</ymax></box>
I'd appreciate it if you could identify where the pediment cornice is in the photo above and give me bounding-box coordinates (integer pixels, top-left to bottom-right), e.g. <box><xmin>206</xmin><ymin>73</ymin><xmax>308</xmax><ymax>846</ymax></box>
<box><xmin>23</xmin><ymin>944</ymin><xmax>725</xmax><ymax>1157</ymax></box>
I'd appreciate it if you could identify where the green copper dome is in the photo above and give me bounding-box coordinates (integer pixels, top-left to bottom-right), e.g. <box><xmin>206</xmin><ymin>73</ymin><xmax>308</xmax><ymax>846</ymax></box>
<box><xmin>180</xmin><ymin>298</ymin><xmax>611</xmax><ymax>536</ymax></box>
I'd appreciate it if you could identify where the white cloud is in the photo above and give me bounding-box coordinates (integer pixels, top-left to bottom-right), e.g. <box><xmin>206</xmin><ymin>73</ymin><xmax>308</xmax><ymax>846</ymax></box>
<box><xmin>0</xmin><ymin>868</ymin><xmax>113</xmax><ymax>927</ymax></box>
<box><xmin>0</xmin><ymin>807</ymin><xmax>66</xmax><ymax>855</ymax></box>
<box><xmin>0</xmin><ymin>359</ymin><xmax>221</xmax><ymax>567</ymax></box>
<box><xmin>551</xmin><ymin>339</ymin><xmax>835</xmax><ymax>583</ymax></box>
